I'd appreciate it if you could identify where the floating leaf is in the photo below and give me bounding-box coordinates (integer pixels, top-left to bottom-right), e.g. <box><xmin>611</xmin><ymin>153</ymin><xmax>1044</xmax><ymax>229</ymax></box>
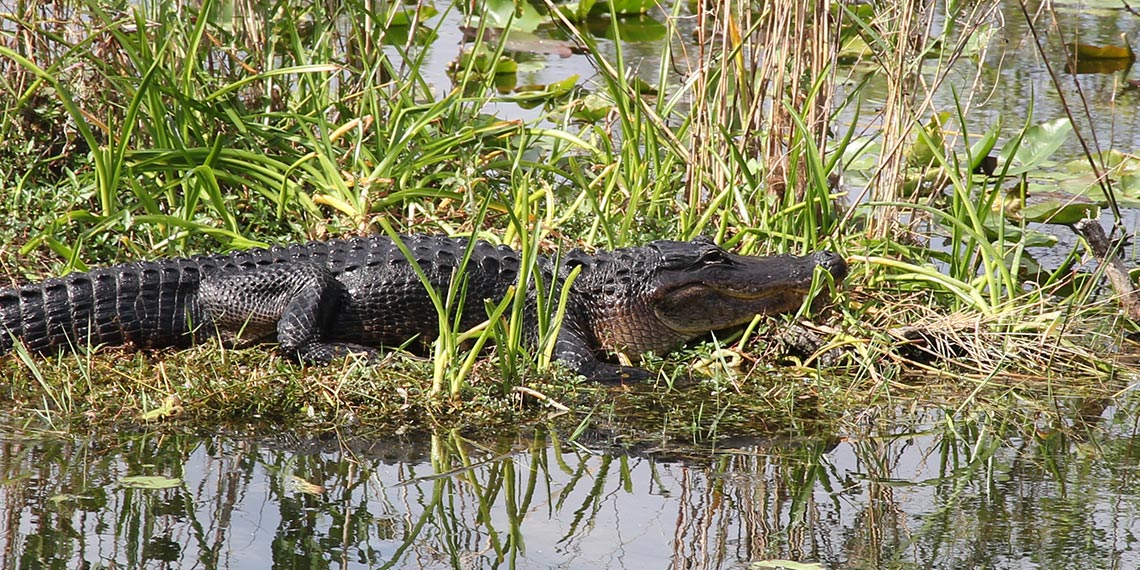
<box><xmin>565</xmin><ymin>91</ymin><xmax>614</xmax><ymax>122</ymax></box>
<box><xmin>475</xmin><ymin>0</ymin><xmax>545</xmax><ymax>32</ymax></box>
<box><xmin>1066</xmin><ymin>55</ymin><xmax>1134</xmax><ymax>74</ymax></box>
<box><xmin>981</xmin><ymin>218</ymin><xmax>1059</xmax><ymax>247</ymax></box>
<box><xmin>526</xmin><ymin>73</ymin><xmax>579</xmax><ymax>95</ymax></box>
<box><xmin>513</xmin><ymin>74</ymin><xmax>580</xmax><ymax>107</ymax></box>
<box><xmin>501</xmin><ymin>33</ymin><xmax>580</xmax><ymax>57</ymax></box>
<box><xmin>1014</xmin><ymin>199</ymin><xmax>1099</xmax><ymax>225</ymax></box>
<box><xmin>552</xmin><ymin>0</ymin><xmax>597</xmax><ymax>21</ymax></box>
<box><xmin>1066</xmin><ymin>40</ymin><xmax>1135</xmax><ymax>61</ymax></box>
<box><xmin>447</xmin><ymin>44</ymin><xmax>520</xmax><ymax>85</ymax></box>
<box><xmin>1119</xmin><ymin>173</ymin><xmax>1140</xmax><ymax>195</ymax></box>
<box><xmin>907</xmin><ymin>112</ymin><xmax>950</xmax><ymax>169</ymax></box>
<box><xmin>386</xmin><ymin>3</ymin><xmax>438</xmax><ymax>26</ymax></box>
<box><xmin>837</xmin><ymin>34</ymin><xmax>872</xmax><ymax>63</ymax></box>
<box><xmin>839</xmin><ymin>135</ymin><xmax>880</xmax><ymax>173</ymax></box>
<box><xmin>999</xmin><ymin>118</ymin><xmax>1072</xmax><ymax>176</ymax></box>
<box><xmin>139</xmin><ymin>394</ymin><xmax>183</xmax><ymax>421</ymax></box>
<box><xmin>119</xmin><ymin>475</ymin><xmax>183</xmax><ymax>490</ymax></box>
<box><xmin>1065</xmin><ymin>34</ymin><xmax>1135</xmax><ymax>73</ymax></box>
<box><xmin>588</xmin><ymin>13</ymin><xmax>667</xmax><ymax>42</ymax></box>
<box><xmin>959</xmin><ymin>24</ymin><xmax>996</xmax><ymax>58</ymax></box>
<box><xmin>595</xmin><ymin>0</ymin><xmax>658</xmax><ymax>15</ymax></box>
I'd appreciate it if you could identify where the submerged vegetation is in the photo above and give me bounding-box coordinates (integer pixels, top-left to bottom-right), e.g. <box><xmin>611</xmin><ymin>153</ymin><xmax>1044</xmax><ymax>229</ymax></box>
<box><xmin>0</xmin><ymin>0</ymin><xmax>1138</xmax><ymax>437</ymax></box>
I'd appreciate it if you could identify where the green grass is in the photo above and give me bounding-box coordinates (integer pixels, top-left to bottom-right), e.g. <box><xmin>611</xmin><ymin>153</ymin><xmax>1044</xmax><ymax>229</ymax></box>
<box><xmin>1</xmin><ymin>0</ymin><xmax>1137</xmax><ymax>435</ymax></box>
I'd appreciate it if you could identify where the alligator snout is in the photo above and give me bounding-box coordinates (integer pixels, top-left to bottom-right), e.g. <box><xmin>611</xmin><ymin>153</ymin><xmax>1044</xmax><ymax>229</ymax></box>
<box><xmin>812</xmin><ymin>251</ymin><xmax>848</xmax><ymax>282</ymax></box>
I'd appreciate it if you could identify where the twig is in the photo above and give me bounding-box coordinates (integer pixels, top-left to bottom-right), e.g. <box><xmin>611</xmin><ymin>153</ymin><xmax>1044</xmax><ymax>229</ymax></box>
<box><xmin>1072</xmin><ymin>219</ymin><xmax>1140</xmax><ymax>320</ymax></box>
<box><xmin>512</xmin><ymin>385</ymin><xmax>570</xmax><ymax>412</ymax></box>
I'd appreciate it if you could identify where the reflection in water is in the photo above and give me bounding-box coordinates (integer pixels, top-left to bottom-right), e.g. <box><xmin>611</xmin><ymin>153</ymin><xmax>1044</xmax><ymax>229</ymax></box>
<box><xmin>2</xmin><ymin>404</ymin><xmax>1140</xmax><ymax>569</ymax></box>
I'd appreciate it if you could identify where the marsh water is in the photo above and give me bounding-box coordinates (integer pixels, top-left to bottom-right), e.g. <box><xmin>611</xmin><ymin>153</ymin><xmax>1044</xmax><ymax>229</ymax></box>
<box><xmin>4</xmin><ymin>401</ymin><xmax>1140</xmax><ymax>569</ymax></box>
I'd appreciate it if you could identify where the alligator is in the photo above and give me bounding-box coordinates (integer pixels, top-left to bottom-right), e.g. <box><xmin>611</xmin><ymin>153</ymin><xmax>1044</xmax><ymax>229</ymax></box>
<box><xmin>0</xmin><ymin>235</ymin><xmax>847</xmax><ymax>382</ymax></box>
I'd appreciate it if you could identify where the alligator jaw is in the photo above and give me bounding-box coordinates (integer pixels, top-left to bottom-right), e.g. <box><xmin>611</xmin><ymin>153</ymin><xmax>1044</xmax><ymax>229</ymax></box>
<box><xmin>650</xmin><ymin>248</ymin><xmax>847</xmax><ymax>337</ymax></box>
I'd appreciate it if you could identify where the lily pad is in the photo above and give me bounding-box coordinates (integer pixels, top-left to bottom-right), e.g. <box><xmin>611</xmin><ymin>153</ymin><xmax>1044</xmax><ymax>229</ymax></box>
<box><xmin>513</xmin><ymin>74</ymin><xmax>580</xmax><ymax>107</ymax></box>
<box><xmin>1014</xmin><ymin>199</ymin><xmax>1099</xmax><ymax>225</ymax></box>
<box><xmin>552</xmin><ymin>0</ymin><xmax>598</xmax><ymax>21</ymax></box>
<box><xmin>386</xmin><ymin>3</ymin><xmax>438</xmax><ymax>26</ymax></box>
<box><xmin>837</xmin><ymin>34</ymin><xmax>873</xmax><ymax>63</ymax></box>
<box><xmin>502</xmin><ymin>32</ymin><xmax>581</xmax><ymax>57</ymax></box>
<box><xmin>959</xmin><ymin>24</ymin><xmax>997</xmax><ymax>58</ymax></box>
<box><xmin>1065</xmin><ymin>40</ymin><xmax>1135</xmax><ymax>61</ymax></box>
<box><xmin>558</xmin><ymin>90</ymin><xmax>614</xmax><ymax>122</ymax></box>
<box><xmin>907</xmin><ymin>112</ymin><xmax>950</xmax><ymax>169</ymax></box>
<box><xmin>587</xmin><ymin>13</ymin><xmax>667</xmax><ymax>42</ymax></box>
<box><xmin>473</xmin><ymin>0</ymin><xmax>546</xmax><ymax>33</ymax></box>
<box><xmin>982</xmin><ymin>218</ymin><xmax>1059</xmax><ymax>247</ymax></box>
<box><xmin>447</xmin><ymin>44</ymin><xmax>520</xmax><ymax>84</ymax></box>
<box><xmin>595</xmin><ymin>0</ymin><xmax>659</xmax><ymax>15</ymax></box>
<box><xmin>998</xmin><ymin>118</ymin><xmax>1072</xmax><ymax>176</ymax></box>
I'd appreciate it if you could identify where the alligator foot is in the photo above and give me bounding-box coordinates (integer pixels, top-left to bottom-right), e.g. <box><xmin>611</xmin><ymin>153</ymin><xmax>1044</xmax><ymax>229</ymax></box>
<box><xmin>294</xmin><ymin>341</ymin><xmax>384</xmax><ymax>363</ymax></box>
<box><xmin>578</xmin><ymin>362</ymin><xmax>651</xmax><ymax>384</ymax></box>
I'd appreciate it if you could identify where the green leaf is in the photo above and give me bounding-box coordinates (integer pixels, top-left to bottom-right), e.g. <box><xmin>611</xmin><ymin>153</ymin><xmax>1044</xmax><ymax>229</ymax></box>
<box><xmin>476</xmin><ymin>0</ymin><xmax>545</xmax><ymax>32</ymax></box>
<box><xmin>968</xmin><ymin>118</ymin><xmax>1001</xmax><ymax>174</ymax></box>
<box><xmin>981</xmin><ymin>218</ymin><xmax>1059</xmax><ymax>247</ymax></box>
<box><xmin>1015</xmin><ymin>200</ymin><xmax>1099</xmax><ymax>225</ymax></box>
<box><xmin>596</xmin><ymin>0</ymin><xmax>658</xmax><ymax>14</ymax></box>
<box><xmin>590</xmin><ymin>14</ymin><xmax>667</xmax><ymax>41</ymax></box>
<box><xmin>907</xmin><ymin>112</ymin><xmax>950</xmax><ymax>169</ymax></box>
<box><xmin>139</xmin><ymin>394</ymin><xmax>184</xmax><ymax>421</ymax></box>
<box><xmin>1065</xmin><ymin>41</ymin><xmax>1135</xmax><ymax>61</ymax></box>
<box><xmin>513</xmin><ymin>74</ymin><xmax>580</xmax><ymax>108</ymax></box>
<box><xmin>999</xmin><ymin>118</ymin><xmax>1072</xmax><ymax>175</ymax></box>
<box><xmin>960</xmin><ymin>24</ymin><xmax>997</xmax><ymax>58</ymax></box>
<box><xmin>448</xmin><ymin>45</ymin><xmax>520</xmax><ymax>83</ymax></box>
<box><xmin>561</xmin><ymin>91</ymin><xmax>614</xmax><ymax>122</ymax></box>
<box><xmin>553</xmin><ymin>0</ymin><xmax>597</xmax><ymax>20</ymax></box>
<box><xmin>837</xmin><ymin>34</ymin><xmax>872</xmax><ymax>63</ymax></box>
<box><xmin>387</xmin><ymin>3</ymin><xmax>438</xmax><ymax>26</ymax></box>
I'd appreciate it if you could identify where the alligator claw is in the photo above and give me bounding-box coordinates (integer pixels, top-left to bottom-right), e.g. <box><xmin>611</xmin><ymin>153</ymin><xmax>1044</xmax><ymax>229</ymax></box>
<box><xmin>295</xmin><ymin>342</ymin><xmax>384</xmax><ymax>363</ymax></box>
<box><xmin>580</xmin><ymin>362</ymin><xmax>651</xmax><ymax>384</ymax></box>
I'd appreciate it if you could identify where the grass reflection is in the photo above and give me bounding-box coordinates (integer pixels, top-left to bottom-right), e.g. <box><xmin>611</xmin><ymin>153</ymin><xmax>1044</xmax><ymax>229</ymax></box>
<box><xmin>3</xmin><ymin>405</ymin><xmax>1140</xmax><ymax>568</ymax></box>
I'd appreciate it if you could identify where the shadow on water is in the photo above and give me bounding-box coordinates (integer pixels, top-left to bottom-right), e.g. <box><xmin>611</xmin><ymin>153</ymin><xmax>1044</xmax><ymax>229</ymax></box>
<box><xmin>3</xmin><ymin>395</ymin><xmax>1140</xmax><ymax>569</ymax></box>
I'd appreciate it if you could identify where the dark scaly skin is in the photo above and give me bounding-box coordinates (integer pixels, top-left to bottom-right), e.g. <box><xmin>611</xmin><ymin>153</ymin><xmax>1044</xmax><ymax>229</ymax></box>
<box><xmin>0</xmin><ymin>235</ymin><xmax>847</xmax><ymax>381</ymax></box>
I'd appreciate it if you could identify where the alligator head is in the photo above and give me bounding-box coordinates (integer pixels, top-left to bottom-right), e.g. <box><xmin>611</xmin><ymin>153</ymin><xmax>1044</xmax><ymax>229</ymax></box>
<box><xmin>650</xmin><ymin>237</ymin><xmax>847</xmax><ymax>336</ymax></box>
<box><xmin>583</xmin><ymin>237</ymin><xmax>847</xmax><ymax>361</ymax></box>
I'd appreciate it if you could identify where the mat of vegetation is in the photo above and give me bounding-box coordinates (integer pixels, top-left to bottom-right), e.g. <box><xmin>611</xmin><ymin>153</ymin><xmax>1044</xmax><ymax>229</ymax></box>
<box><xmin>1</xmin><ymin>0</ymin><xmax>1138</xmax><ymax>439</ymax></box>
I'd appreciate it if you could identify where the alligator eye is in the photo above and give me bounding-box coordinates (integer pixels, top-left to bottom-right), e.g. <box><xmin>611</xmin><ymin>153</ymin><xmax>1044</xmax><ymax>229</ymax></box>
<box><xmin>698</xmin><ymin>249</ymin><xmax>730</xmax><ymax>265</ymax></box>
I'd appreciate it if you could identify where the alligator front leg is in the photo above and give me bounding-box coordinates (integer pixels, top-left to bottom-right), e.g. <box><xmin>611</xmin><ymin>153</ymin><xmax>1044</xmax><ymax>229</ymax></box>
<box><xmin>554</xmin><ymin>329</ymin><xmax>650</xmax><ymax>383</ymax></box>
<box><xmin>198</xmin><ymin>263</ymin><xmax>380</xmax><ymax>362</ymax></box>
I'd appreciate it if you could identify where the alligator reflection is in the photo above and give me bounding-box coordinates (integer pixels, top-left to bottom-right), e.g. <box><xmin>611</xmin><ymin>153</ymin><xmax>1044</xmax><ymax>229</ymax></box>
<box><xmin>2</xmin><ymin>405</ymin><xmax>1140</xmax><ymax>569</ymax></box>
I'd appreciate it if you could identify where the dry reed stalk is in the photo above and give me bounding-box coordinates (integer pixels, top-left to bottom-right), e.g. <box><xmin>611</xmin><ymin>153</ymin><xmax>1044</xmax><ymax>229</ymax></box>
<box><xmin>686</xmin><ymin>0</ymin><xmax>838</xmax><ymax>215</ymax></box>
<box><xmin>852</xmin><ymin>1</ymin><xmax>1001</xmax><ymax>238</ymax></box>
<box><xmin>864</xmin><ymin>0</ymin><xmax>930</xmax><ymax>238</ymax></box>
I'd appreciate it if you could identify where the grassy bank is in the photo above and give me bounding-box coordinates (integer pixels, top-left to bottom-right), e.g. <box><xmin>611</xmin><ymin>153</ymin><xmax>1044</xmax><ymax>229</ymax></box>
<box><xmin>0</xmin><ymin>0</ymin><xmax>1136</xmax><ymax>437</ymax></box>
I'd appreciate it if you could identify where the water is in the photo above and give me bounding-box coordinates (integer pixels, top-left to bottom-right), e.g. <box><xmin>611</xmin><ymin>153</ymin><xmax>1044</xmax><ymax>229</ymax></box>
<box><xmin>4</xmin><ymin>402</ymin><xmax>1140</xmax><ymax>569</ymax></box>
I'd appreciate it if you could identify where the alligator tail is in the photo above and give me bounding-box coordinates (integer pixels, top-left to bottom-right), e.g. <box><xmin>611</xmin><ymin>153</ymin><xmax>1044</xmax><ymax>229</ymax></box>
<box><xmin>0</xmin><ymin>259</ymin><xmax>207</xmax><ymax>357</ymax></box>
